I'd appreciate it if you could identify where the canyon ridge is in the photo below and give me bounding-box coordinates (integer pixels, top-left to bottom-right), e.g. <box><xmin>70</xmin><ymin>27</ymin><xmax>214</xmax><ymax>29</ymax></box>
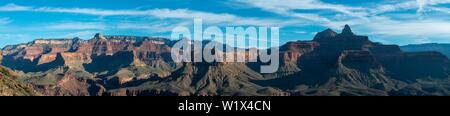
<box><xmin>1</xmin><ymin>25</ymin><xmax>450</xmax><ymax>96</ymax></box>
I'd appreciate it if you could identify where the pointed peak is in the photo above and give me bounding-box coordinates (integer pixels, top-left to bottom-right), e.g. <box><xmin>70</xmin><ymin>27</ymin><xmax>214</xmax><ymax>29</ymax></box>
<box><xmin>313</xmin><ymin>28</ymin><xmax>337</xmax><ymax>40</ymax></box>
<box><xmin>324</xmin><ymin>28</ymin><xmax>335</xmax><ymax>33</ymax></box>
<box><xmin>94</xmin><ymin>33</ymin><xmax>106</xmax><ymax>40</ymax></box>
<box><xmin>341</xmin><ymin>24</ymin><xmax>354</xmax><ymax>35</ymax></box>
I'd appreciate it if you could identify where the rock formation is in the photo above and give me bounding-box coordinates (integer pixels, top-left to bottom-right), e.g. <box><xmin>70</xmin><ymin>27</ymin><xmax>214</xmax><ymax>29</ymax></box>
<box><xmin>1</xmin><ymin>25</ymin><xmax>450</xmax><ymax>96</ymax></box>
<box><xmin>0</xmin><ymin>66</ymin><xmax>40</xmax><ymax>96</ymax></box>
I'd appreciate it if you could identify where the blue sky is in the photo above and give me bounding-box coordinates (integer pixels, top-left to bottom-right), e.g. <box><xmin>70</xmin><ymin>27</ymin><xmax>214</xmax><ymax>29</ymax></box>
<box><xmin>1</xmin><ymin>0</ymin><xmax>450</xmax><ymax>47</ymax></box>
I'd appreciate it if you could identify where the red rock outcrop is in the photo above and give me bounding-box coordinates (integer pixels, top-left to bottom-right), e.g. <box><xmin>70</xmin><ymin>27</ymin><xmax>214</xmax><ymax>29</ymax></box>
<box><xmin>280</xmin><ymin>41</ymin><xmax>318</xmax><ymax>62</ymax></box>
<box><xmin>2</xmin><ymin>25</ymin><xmax>450</xmax><ymax>96</ymax></box>
<box><xmin>1</xmin><ymin>33</ymin><xmax>170</xmax><ymax>72</ymax></box>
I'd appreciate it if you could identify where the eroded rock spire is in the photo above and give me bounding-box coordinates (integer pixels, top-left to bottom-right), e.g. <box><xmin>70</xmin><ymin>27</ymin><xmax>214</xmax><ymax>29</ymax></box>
<box><xmin>341</xmin><ymin>24</ymin><xmax>354</xmax><ymax>36</ymax></box>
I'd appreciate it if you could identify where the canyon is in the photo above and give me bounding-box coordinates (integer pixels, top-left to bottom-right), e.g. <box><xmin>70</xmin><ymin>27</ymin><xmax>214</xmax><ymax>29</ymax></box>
<box><xmin>1</xmin><ymin>25</ymin><xmax>450</xmax><ymax>96</ymax></box>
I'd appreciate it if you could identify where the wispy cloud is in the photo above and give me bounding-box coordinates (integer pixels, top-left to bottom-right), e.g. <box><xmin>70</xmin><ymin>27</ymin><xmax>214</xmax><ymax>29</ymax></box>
<box><xmin>117</xmin><ymin>20</ymin><xmax>192</xmax><ymax>33</ymax></box>
<box><xmin>33</xmin><ymin>7</ymin><xmax>150</xmax><ymax>16</ymax></box>
<box><xmin>370</xmin><ymin>1</ymin><xmax>418</xmax><ymax>15</ymax></box>
<box><xmin>0</xmin><ymin>3</ymin><xmax>30</xmax><ymax>11</ymax></box>
<box><xmin>46</xmin><ymin>22</ymin><xmax>106</xmax><ymax>30</ymax></box>
<box><xmin>233</xmin><ymin>0</ymin><xmax>450</xmax><ymax>44</ymax></box>
<box><xmin>0</xmin><ymin>1</ymin><xmax>450</xmax><ymax>46</ymax></box>
<box><xmin>0</xmin><ymin>4</ymin><xmax>294</xmax><ymax>27</ymax></box>
<box><xmin>232</xmin><ymin>0</ymin><xmax>369</xmax><ymax>21</ymax></box>
<box><xmin>32</xmin><ymin>7</ymin><xmax>238</xmax><ymax>24</ymax></box>
<box><xmin>371</xmin><ymin>0</ymin><xmax>450</xmax><ymax>16</ymax></box>
<box><xmin>429</xmin><ymin>6</ymin><xmax>450</xmax><ymax>14</ymax></box>
<box><xmin>0</xmin><ymin>33</ymin><xmax>32</xmax><ymax>47</ymax></box>
<box><xmin>293</xmin><ymin>31</ymin><xmax>307</xmax><ymax>34</ymax></box>
<box><xmin>0</xmin><ymin>17</ymin><xmax>11</xmax><ymax>25</ymax></box>
<box><xmin>367</xmin><ymin>19</ymin><xmax>450</xmax><ymax>37</ymax></box>
<box><xmin>144</xmin><ymin>9</ymin><xmax>294</xmax><ymax>26</ymax></box>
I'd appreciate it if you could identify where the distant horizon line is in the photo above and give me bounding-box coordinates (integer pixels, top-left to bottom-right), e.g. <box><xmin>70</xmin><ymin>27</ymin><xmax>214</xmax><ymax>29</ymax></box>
<box><xmin>3</xmin><ymin>33</ymin><xmax>450</xmax><ymax>48</ymax></box>
<box><xmin>2</xmin><ymin>32</ymin><xmax>450</xmax><ymax>48</ymax></box>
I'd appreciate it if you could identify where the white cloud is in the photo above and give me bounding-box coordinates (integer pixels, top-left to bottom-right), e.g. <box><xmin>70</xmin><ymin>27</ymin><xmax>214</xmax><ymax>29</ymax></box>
<box><xmin>338</xmin><ymin>15</ymin><xmax>450</xmax><ymax>40</ymax></box>
<box><xmin>1</xmin><ymin>1</ymin><xmax>450</xmax><ymax>45</ymax></box>
<box><xmin>293</xmin><ymin>31</ymin><xmax>307</xmax><ymax>34</ymax></box>
<box><xmin>367</xmin><ymin>19</ymin><xmax>450</xmax><ymax>37</ymax></box>
<box><xmin>371</xmin><ymin>0</ymin><xmax>450</xmax><ymax>16</ymax></box>
<box><xmin>46</xmin><ymin>22</ymin><xmax>106</xmax><ymax>30</ymax></box>
<box><xmin>143</xmin><ymin>9</ymin><xmax>295</xmax><ymax>26</ymax></box>
<box><xmin>117</xmin><ymin>20</ymin><xmax>192</xmax><ymax>33</ymax></box>
<box><xmin>429</xmin><ymin>6</ymin><xmax>450</xmax><ymax>14</ymax></box>
<box><xmin>233</xmin><ymin>0</ymin><xmax>450</xmax><ymax>43</ymax></box>
<box><xmin>370</xmin><ymin>1</ymin><xmax>418</xmax><ymax>15</ymax></box>
<box><xmin>232</xmin><ymin>0</ymin><xmax>369</xmax><ymax>21</ymax></box>
<box><xmin>417</xmin><ymin>0</ymin><xmax>427</xmax><ymax>16</ymax></box>
<box><xmin>0</xmin><ymin>4</ymin><xmax>294</xmax><ymax>27</ymax></box>
<box><xmin>0</xmin><ymin>3</ymin><xmax>31</xmax><ymax>11</ymax></box>
<box><xmin>32</xmin><ymin>7</ymin><xmax>239</xmax><ymax>24</ymax></box>
<box><xmin>33</xmin><ymin>7</ymin><xmax>150</xmax><ymax>16</ymax></box>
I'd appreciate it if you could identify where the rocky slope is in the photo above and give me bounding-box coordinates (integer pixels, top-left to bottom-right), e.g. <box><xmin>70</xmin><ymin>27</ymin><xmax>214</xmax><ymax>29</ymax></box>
<box><xmin>1</xmin><ymin>25</ymin><xmax>450</xmax><ymax>96</ymax></box>
<box><xmin>0</xmin><ymin>66</ymin><xmax>40</xmax><ymax>96</ymax></box>
<box><xmin>1</xmin><ymin>33</ymin><xmax>175</xmax><ymax>96</ymax></box>
<box><xmin>255</xmin><ymin>25</ymin><xmax>450</xmax><ymax>96</ymax></box>
<box><xmin>106</xmin><ymin>62</ymin><xmax>287</xmax><ymax>96</ymax></box>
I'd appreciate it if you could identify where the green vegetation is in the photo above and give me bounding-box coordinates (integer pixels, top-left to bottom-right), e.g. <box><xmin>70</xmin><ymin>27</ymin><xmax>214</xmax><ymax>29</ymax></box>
<box><xmin>0</xmin><ymin>67</ymin><xmax>11</xmax><ymax>77</ymax></box>
<box><xmin>0</xmin><ymin>66</ymin><xmax>40</xmax><ymax>96</ymax></box>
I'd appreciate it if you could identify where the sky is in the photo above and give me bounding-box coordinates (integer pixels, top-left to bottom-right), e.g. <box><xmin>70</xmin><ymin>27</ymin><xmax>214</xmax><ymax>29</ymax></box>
<box><xmin>1</xmin><ymin>0</ymin><xmax>450</xmax><ymax>47</ymax></box>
